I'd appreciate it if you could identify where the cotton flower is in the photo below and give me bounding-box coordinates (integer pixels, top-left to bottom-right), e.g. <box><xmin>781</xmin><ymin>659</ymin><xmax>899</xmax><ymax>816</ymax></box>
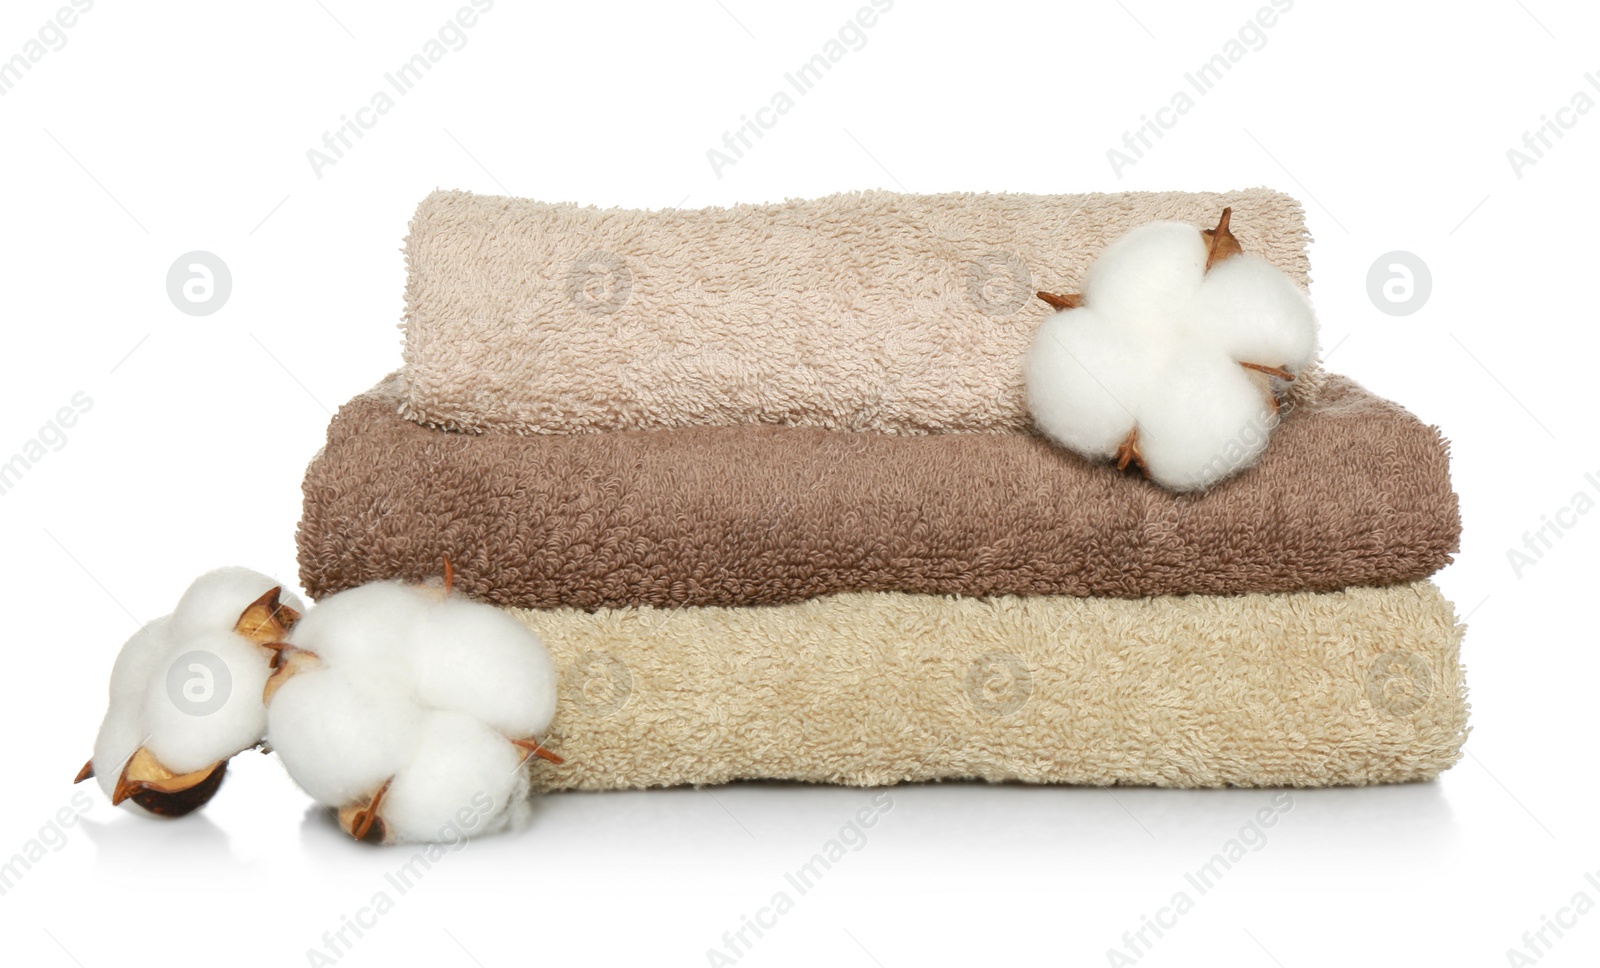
<box><xmin>1026</xmin><ymin>209</ymin><xmax>1318</xmax><ymax>491</ymax></box>
<box><xmin>76</xmin><ymin>568</ymin><xmax>303</xmax><ymax>816</ymax></box>
<box><xmin>263</xmin><ymin>566</ymin><xmax>561</xmax><ymax>845</ymax></box>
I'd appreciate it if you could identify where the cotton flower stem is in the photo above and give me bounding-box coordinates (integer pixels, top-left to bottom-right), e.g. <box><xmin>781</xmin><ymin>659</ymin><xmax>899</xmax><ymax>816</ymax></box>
<box><xmin>1037</xmin><ymin>291</ymin><xmax>1082</xmax><ymax>311</ymax></box>
<box><xmin>1239</xmin><ymin>362</ymin><xmax>1296</xmax><ymax>381</ymax></box>
<box><xmin>442</xmin><ymin>556</ymin><xmax>455</xmax><ymax>597</ymax></box>
<box><xmin>1115</xmin><ymin>429</ymin><xmax>1147</xmax><ymax>477</ymax></box>
<box><xmin>339</xmin><ymin>777</ymin><xmax>392</xmax><ymax>843</ymax></box>
<box><xmin>512</xmin><ymin>737</ymin><xmax>565</xmax><ymax>765</ymax></box>
<box><xmin>1203</xmin><ymin>207</ymin><xmax>1243</xmax><ymax>271</ymax></box>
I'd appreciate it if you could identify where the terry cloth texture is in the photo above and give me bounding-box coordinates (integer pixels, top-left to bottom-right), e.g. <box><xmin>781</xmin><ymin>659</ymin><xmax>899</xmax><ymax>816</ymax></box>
<box><xmin>515</xmin><ymin>582</ymin><xmax>1468</xmax><ymax>791</ymax></box>
<box><xmin>399</xmin><ymin>187</ymin><xmax>1322</xmax><ymax>436</ymax></box>
<box><xmin>298</xmin><ymin>373</ymin><xmax>1460</xmax><ymax>609</ymax></box>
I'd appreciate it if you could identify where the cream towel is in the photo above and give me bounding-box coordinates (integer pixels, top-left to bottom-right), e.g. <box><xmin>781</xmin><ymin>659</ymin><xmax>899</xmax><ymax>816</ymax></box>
<box><xmin>401</xmin><ymin>188</ymin><xmax>1318</xmax><ymax>435</ymax></box>
<box><xmin>517</xmin><ymin>582</ymin><xmax>1467</xmax><ymax>792</ymax></box>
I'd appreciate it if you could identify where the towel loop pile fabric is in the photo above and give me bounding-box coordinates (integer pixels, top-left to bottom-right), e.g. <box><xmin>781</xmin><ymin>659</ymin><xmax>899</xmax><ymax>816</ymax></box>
<box><xmin>298</xmin><ymin>187</ymin><xmax>1468</xmax><ymax>791</ymax></box>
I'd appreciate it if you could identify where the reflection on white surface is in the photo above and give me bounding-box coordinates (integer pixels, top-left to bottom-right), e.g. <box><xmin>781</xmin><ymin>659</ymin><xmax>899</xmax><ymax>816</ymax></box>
<box><xmin>263</xmin><ymin>776</ymin><xmax>1460</xmax><ymax>878</ymax></box>
<box><xmin>79</xmin><ymin>810</ymin><xmax>250</xmax><ymax>875</ymax></box>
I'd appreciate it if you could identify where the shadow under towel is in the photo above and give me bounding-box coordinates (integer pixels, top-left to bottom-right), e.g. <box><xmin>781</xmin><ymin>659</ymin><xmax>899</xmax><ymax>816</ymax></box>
<box><xmin>298</xmin><ymin>373</ymin><xmax>1459</xmax><ymax>609</ymax></box>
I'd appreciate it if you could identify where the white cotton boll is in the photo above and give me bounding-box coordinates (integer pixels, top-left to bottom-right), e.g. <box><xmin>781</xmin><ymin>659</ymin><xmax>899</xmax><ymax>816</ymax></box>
<box><xmin>267</xmin><ymin>668</ymin><xmax>424</xmax><ymax>808</ymax></box>
<box><xmin>284</xmin><ymin>582</ymin><xmax>427</xmax><ymax>668</ymax></box>
<box><xmin>280</xmin><ymin>582</ymin><xmax>430</xmax><ymax>699</ymax></box>
<box><xmin>1082</xmin><ymin>221</ymin><xmax>1207</xmax><ymax>321</ymax></box>
<box><xmin>82</xmin><ymin>567</ymin><xmax>299</xmax><ymax>816</ymax></box>
<box><xmin>91</xmin><ymin>705</ymin><xmax>146</xmax><ymax>802</ymax></box>
<box><xmin>1025</xmin><ymin>307</ymin><xmax>1147</xmax><ymax>458</ymax></box>
<box><xmin>411</xmin><ymin>598</ymin><xmax>558</xmax><ymax>739</ymax></box>
<box><xmin>171</xmin><ymin>567</ymin><xmax>305</xmax><ymax>639</ymax></box>
<box><xmin>1137</xmin><ymin>349</ymin><xmax>1275</xmax><ymax>491</ymax></box>
<box><xmin>378</xmin><ymin>712</ymin><xmax>528</xmax><ymax>844</ymax></box>
<box><xmin>106</xmin><ymin>616</ymin><xmax>175</xmax><ymax>707</ymax></box>
<box><xmin>1187</xmin><ymin>255</ymin><xmax>1318</xmax><ymax>370</ymax></box>
<box><xmin>140</xmin><ymin>631</ymin><xmax>272</xmax><ymax>775</ymax></box>
<box><xmin>1024</xmin><ymin>212</ymin><xmax>1322</xmax><ymax>490</ymax></box>
<box><xmin>265</xmin><ymin>579</ymin><xmax>562</xmax><ymax>844</ymax></box>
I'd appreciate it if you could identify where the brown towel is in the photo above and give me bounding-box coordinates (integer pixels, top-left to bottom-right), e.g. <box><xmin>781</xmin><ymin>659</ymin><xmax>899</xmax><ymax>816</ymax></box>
<box><xmin>298</xmin><ymin>373</ymin><xmax>1458</xmax><ymax>609</ymax></box>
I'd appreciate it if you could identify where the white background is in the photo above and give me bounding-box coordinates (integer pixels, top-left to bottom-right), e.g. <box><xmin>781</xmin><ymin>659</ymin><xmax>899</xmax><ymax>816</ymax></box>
<box><xmin>1</xmin><ymin>1</ymin><xmax>1595</xmax><ymax>965</ymax></box>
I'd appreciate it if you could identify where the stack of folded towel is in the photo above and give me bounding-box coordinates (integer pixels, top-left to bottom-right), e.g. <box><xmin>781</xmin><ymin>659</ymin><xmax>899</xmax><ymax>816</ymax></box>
<box><xmin>297</xmin><ymin>188</ymin><xmax>1468</xmax><ymax>792</ymax></box>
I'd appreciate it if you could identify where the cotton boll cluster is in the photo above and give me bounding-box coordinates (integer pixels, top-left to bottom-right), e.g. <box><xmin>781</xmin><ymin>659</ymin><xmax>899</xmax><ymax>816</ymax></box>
<box><xmin>76</xmin><ymin>567</ymin><xmax>302</xmax><ymax>816</ymax></box>
<box><xmin>1026</xmin><ymin>209</ymin><xmax>1318</xmax><ymax>491</ymax></box>
<box><xmin>263</xmin><ymin>574</ymin><xmax>561</xmax><ymax>844</ymax></box>
<box><xmin>77</xmin><ymin>564</ymin><xmax>565</xmax><ymax>843</ymax></box>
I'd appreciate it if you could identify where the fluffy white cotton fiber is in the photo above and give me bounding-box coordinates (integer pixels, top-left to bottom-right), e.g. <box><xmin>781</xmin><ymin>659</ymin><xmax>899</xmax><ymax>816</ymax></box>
<box><xmin>1027</xmin><ymin>307</ymin><xmax>1149</xmax><ymax>458</ymax></box>
<box><xmin>1026</xmin><ymin>215</ymin><xmax>1318</xmax><ymax>491</ymax></box>
<box><xmin>1135</xmin><ymin>344</ymin><xmax>1277</xmax><ymax>488</ymax></box>
<box><xmin>1083</xmin><ymin>220</ymin><xmax>1209</xmax><ymax>322</ymax></box>
<box><xmin>380</xmin><ymin>712</ymin><xmax>531</xmax><ymax>843</ymax></box>
<box><xmin>84</xmin><ymin>567</ymin><xmax>303</xmax><ymax>815</ymax></box>
<box><xmin>265</xmin><ymin>665</ymin><xmax>421</xmax><ymax>808</ymax></box>
<box><xmin>1186</xmin><ymin>253</ymin><xmax>1319</xmax><ymax>368</ymax></box>
<box><xmin>264</xmin><ymin>579</ymin><xmax>559</xmax><ymax>845</ymax></box>
<box><xmin>133</xmin><ymin>630</ymin><xmax>272</xmax><ymax>775</ymax></box>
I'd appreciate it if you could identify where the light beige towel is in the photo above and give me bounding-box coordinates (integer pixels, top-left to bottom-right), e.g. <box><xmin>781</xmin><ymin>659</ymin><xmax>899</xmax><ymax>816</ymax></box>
<box><xmin>401</xmin><ymin>188</ymin><xmax>1317</xmax><ymax>435</ymax></box>
<box><xmin>517</xmin><ymin>582</ymin><xmax>1467</xmax><ymax>792</ymax></box>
